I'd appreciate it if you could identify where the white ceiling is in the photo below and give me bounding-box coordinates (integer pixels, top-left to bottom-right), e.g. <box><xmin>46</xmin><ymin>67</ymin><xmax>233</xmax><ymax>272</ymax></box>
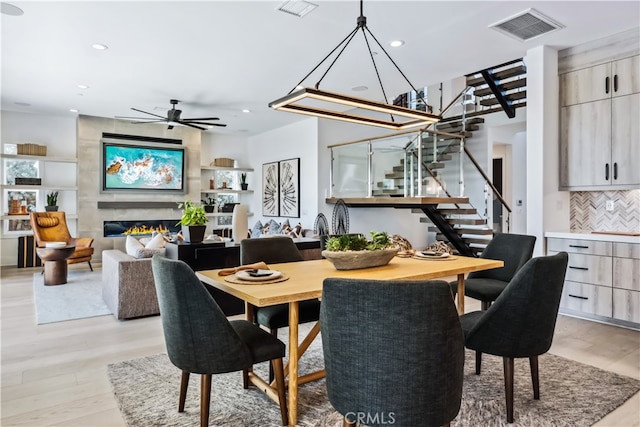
<box><xmin>2</xmin><ymin>1</ymin><xmax>639</xmax><ymax>136</ymax></box>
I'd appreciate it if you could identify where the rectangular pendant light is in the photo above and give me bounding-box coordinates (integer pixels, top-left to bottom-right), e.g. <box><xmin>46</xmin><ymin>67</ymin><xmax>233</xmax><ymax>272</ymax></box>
<box><xmin>269</xmin><ymin>87</ymin><xmax>440</xmax><ymax>130</ymax></box>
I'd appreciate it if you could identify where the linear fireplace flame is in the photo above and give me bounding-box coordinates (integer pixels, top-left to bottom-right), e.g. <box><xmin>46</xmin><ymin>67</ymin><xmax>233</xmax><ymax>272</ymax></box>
<box><xmin>103</xmin><ymin>220</ymin><xmax>180</xmax><ymax>238</ymax></box>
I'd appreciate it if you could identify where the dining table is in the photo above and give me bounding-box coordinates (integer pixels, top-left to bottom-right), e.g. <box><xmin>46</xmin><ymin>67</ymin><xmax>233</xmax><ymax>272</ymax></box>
<box><xmin>197</xmin><ymin>254</ymin><xmax>503</xmax><ymax>425</ymax></box>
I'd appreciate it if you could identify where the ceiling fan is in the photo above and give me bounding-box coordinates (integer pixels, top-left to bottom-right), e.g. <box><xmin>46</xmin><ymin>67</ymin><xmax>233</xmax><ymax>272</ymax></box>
<box><xmin>117</xmin><ymin>99</ymin><xmax>227</xmax><ymax>130</ymax></box>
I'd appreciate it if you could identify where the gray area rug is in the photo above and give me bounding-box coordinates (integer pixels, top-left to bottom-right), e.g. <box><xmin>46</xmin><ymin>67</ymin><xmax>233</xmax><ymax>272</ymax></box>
<box><xmin>108</xmin><ymin>329</ymin><xmax>640</xmax><ymax>427</ymax></box>
<box><xmin>33</xmin><ymin>269</ymin><xmax>111</xmax><ymax>324</ymax></box>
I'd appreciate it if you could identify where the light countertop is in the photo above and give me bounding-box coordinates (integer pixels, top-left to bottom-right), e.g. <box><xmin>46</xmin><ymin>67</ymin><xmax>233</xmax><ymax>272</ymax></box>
<box><xmin>545</xmin><ymin>231</ymin><xmax>640</xmax><ymax>244</ymax></box>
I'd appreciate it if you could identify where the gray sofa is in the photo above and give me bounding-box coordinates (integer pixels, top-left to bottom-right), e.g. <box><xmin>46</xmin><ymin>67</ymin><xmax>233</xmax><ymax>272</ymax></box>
<box><xmin>102</xmin><ymin>249</ymin><xmax>160</xmax><ymax>320</ymax></box>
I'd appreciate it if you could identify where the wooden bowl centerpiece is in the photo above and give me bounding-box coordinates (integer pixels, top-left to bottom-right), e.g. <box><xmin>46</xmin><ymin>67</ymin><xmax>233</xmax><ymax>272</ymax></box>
<box><xmin>322</xmin><ymin>232</ymin><xmax>399</xmax><ymax>270</ymax></box>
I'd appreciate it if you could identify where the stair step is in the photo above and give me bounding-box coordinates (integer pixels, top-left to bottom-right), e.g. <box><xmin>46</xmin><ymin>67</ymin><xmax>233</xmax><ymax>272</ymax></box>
<box><xmin>454</xmin><ymin>227</ymin><xmax>494</xmax><ymax>235</ymax></box>
<box><xmin>439</xmin><ymin>117</ymin><xmax>485</xmax><ymax>126</ymax></box>
<box><xmin>435</xmin><ymin>123</ymin><xmax>480</xmax><ymax>132</ymax></box>
<box><xmin>466</xmin><ymin>64</ymin><xmax>527</xmax><ymax>87</ymax></box>
<box><xmin>439</xmin><ymin>208</ymin><xmax>478</xmax><ymax>215</ymax></box>
<box><xmin>479</xmin><ymin>90</ymin><xmax>527</xmax><ymax>107</ymax></box>
<box><xmin>447</xmin><ymin>218</ymin><xmax>487</xmax><ymax>226</ymax></box>
<box><xmin>474</xmin><ymin>78</ymin><xmax>527</xmax><ymax>97</ymax></box>
<box><xmin>446</xmin><ymin>102</ymin><xmax>527</xmax><ymax>121</ymax></box>
<box><xmin>372</xmin><ymin>190</ymin><xmax>404</xmax><ymax>196</ymax></box>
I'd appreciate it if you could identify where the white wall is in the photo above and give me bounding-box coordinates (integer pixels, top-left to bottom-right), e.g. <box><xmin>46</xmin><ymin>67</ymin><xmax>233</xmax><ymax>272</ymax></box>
<box><xmin>247</xmin><ymin>119</ymin><xmax>319</xmax><ymax>231</ymax></box>
<box><xmin>526</xmin><ymin>45</ymin><xmax>570</xmax><ymax>255</ymax></box>
<box><xmin>1</xmin><ymin>111</ymin><xmax>77</xmax><ymax>266</ymax></box>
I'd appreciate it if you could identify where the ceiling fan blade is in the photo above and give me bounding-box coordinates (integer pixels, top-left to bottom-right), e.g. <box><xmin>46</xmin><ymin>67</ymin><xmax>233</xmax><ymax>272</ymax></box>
<box><xmin>131</xmin><ymin>108</ymin><xmax>166</xmax><ymax>119</ymax></box>
<box><xmin>131</xmin><ymin>119</ymin><xmax>166</xmax><ymax>124</ymax></box>
<box><xmin>116</xmin><ymin>116</ymin><xmax>164</xmax><ymax>121</ymax></box>
<box><xmin>181</xmin><ymin>117</ymin><xmax>220</xmax><ymax>121</ymax></box>
<box><xmin>179</xmin><ymin>122</ymin><xmax>206</xmax><ymax>131</ymax></box>
<box><xmin>207</xmin><ymin>123</ymin><xmax>227</xmax><ymax>127</ymax></box>
<box><xmin>181</xmin><ymin>121</ymin><xmax>227</xmax><ymax>126</ymax></box>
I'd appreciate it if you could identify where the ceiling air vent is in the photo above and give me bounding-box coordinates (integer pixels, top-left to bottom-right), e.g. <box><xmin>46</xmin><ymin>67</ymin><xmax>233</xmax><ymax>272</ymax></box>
<box><xmin>276</xmin><ymin>0</ymin><xmax>318</xmax><ymax>18</ymax></box>
<box><xmin>490</xmin><ymin>8</ymin><xmax>564</xmax><ymax>42</ymax></box>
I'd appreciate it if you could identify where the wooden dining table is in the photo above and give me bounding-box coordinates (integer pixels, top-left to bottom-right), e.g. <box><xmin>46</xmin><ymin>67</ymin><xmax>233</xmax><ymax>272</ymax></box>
<box><xmin>197</xmin><ymin>255</ymin><xmax>503</xmax><ymax>425</ymax></box>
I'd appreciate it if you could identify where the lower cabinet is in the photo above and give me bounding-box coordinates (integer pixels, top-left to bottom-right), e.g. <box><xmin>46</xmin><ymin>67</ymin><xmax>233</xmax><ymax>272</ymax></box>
<box><xmin>547</xmin><ymin>236</ymin><xmax>639</xmax><ymax>329</ymax></box>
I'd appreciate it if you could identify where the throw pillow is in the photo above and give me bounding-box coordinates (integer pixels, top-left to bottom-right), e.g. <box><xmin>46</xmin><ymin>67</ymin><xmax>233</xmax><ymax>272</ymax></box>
<box><xmin>268</xmin><ymin>219</ymin><xmax>281</xmax><ymax>234</ymax></box>
<box><xmin>125</xmin><ymin>235</ymin><xmax>166</xmax><ymax>259</ymax></box>
<box><xmin>145</xmin><ymin>232</ymin><xmax>166</xmax><ymax>249</ymax></box>
<box><xmin>251</xmin><ymin>220</ymin><xmax>263</xmax><ymax>238</ymax></box>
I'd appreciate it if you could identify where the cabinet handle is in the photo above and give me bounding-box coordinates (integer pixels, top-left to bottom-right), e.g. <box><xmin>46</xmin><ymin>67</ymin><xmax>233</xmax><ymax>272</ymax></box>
<box><xmin>605</xmin><ymin>76</ymin><xmax>610</xmax><ymax>94</ymax></box>
<box><xmin>568</xmin><ymin>294</ymin><xmax>588</xmax><ymax>300</ymax></box>
<box><xmin>613</xmin><ymin>74</ymin><xmax>618</xmax><ymax>92</ymax></box>
<box><xmin>569</xmin><ymin>245</ymin><xmax>589</xmax><ymax>249</ymax></box>
<box><xmin>613</xmin><ymin>162</ymin><xmax>618</xmax><ymax>180</ymax></box>
<box><xmin>569</xmin><ymin>266</ymin><xmax>589</xmax><ymax>271</ymax></box>
<box><xmin>605</xmin><ymin>163</ymin><xmax>610</xmax><ymax>181</ymax></box>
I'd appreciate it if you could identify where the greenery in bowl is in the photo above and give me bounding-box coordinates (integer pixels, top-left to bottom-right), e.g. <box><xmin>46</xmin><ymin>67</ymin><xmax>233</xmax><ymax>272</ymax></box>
<box><xmin>325</xmin><ymin>231</ymin><xmax>393</xmax><ymax>251</ymax></box>
<box><xmin>176</xmin><ymin>200</ymin><xmax>208</xmax><ymax>226</ymax></box>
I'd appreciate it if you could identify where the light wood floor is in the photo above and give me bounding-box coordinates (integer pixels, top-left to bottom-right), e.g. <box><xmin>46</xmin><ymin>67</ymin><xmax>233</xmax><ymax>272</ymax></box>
<box><xmin>1</xmin><ymin>265</ymin><xmax>639</xmax><ymax>426</ymax></box>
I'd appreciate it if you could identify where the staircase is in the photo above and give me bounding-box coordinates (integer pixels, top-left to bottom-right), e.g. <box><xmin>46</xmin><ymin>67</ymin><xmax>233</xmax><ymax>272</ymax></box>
<box><xmin>329</xmin><ymin>59</ymin><xmax>527</xmax><ymax>255</ymax></box>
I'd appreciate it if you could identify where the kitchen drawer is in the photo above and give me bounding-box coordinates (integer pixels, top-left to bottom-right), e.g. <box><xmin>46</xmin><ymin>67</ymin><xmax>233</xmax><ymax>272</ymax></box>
<box><xmin>613</xmin><ymin>242</ymin><xmax>640</xmax><ymax>259</ymax></box>
<box><xmin>612</xmin><ymin>288</ymin><xmax>640</xmax><ymax>323</ymax></box>
<box><xmin>547</xmin><ymin>238</ymin><xmax>612</xmax><ymax>256</ymax></box>
<box><xmin>560</xmin><ymin>281</ymin><xmax>612</xmax><ymax>318</ymax></box>
<box><xmin>613</xmin><ymin>257</ymin><xmax>640</xmax><ymax>291</ymax></box>
<box><xmin>549</xmin><ymin>251</ymin><xmax>613</xmax><ymax>286</ymax></box>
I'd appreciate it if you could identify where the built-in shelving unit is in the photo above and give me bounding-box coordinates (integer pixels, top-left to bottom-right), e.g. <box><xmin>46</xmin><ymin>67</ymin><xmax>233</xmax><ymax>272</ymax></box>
<box><xmin>200</xmin><ymin>165</ymin><xmax>254</xmax><ymax>229</ymax></box>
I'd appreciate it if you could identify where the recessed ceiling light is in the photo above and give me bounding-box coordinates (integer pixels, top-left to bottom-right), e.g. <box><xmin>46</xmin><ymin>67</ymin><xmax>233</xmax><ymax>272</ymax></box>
<box><xmin>352</xmin><ymin>85</ymin><xmax>368</xmax><ymax>92</ymax></box>
<box><xmin>91</xmin><ymin>43</ymin><xmax>108</xmax><ymax>50</ymax></box>
<box><xmin>69</xmin><ymin>109</ymin><xmax>79</xmax><ymax>113</ymax></box>
<box><xmin>389</xmin><ymin>40</ymin><xmax>405</xmax><ymax>47</ymax></box>
<box><xmin>242</xmin><ymin>109</ymin><xmax>251</xmax><ymax>113</ymax></box>
<box><xmin>276</xmin><ymin>0</ymin><xmax>318</xmax><ymax>18</ymax></box>
<box><xmin>77</xmin><ymin>84</ymin><xmax>89</xmax><ymax>89</ymax></box>
<box><xmin>1</xmin><ymin>2</ymin><xmax>24</xmax><ymax>16</ymax></box>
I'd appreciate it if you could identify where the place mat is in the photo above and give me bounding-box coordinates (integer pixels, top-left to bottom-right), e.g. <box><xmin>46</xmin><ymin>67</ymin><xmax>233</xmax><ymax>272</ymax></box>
<box><xmin>224</xmin><ymin>273</ymin><xmax>290</xmax><ymax>285</ymax></box>
<box><xmin>412</xmin><ymin>254</ymin><xmax>457</xmax><ymax>261</ymax></box>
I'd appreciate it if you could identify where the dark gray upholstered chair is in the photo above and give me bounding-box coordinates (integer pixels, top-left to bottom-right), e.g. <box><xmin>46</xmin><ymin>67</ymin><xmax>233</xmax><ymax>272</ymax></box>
<box><xmin>321</xmin><ymin>278</ymin><xmax>464</xmax><ymax>427</ymax></box>
<box><xmin>150</xmin><ymin>255</ymin><xmax>288</xmax><ymax>426</ymax></box>
<box><xmin>459</xmin><ymin>252</ymin><xmax>568</xmax><ymax>424</ymax></box>
<box><xmin>240</xmin><ymin>236</ymin><xmax>322</xmax><ymax>336</ymax></box>
<box><xmin>450</xmin><ymin>233</ymin><xmax>536</xmax><ymax>310</ymax></box>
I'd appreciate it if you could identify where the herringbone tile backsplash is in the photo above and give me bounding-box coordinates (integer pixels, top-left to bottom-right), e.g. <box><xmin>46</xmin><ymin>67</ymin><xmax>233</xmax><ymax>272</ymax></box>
<box><xmin>570</xmin><ymin>190</ymin><xmax>640</xmax><ymax>232</ymax></box>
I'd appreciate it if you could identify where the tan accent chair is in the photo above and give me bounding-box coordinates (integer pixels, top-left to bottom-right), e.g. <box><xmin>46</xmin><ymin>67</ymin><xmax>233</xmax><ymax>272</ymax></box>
<box><xmin>30</xmin><ymin>211</ymin><xmax>94</xmax><ymax>271</ymax></box>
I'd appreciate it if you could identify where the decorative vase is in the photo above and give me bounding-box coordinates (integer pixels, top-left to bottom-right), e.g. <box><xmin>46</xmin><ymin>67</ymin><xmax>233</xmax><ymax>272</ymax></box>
<box><xmin>321</xmin><ymin>248</ymin><xmax>399</xmax><ymax>270</ymax></box>
<box><xmin>181</xmin><ymin>225</ymin><xmax>206</xmax><ymax>243</ymax></box>
<box><xmin>232</xmin><ymin>204</ymin><xmax>248</xmax><ymax>242</ymax></box>
<box><xmin>45</xmin><ymin>205</ymin><xmax>59</xmax><ymax>212</ymax></box>
<box><xmin>240</xmin><ymin>183</ymin><xmax>248</xmax><ymax>191</ymax></box>
<box><xmin>204</xmin><ymin>205</ymin><xmax>215</xmax><ymax>213</ymax></box>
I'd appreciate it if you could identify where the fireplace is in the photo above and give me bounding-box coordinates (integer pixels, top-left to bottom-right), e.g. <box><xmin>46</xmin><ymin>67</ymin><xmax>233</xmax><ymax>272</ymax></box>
<box><xmin>103</xmin><ymin>219</ymin><xmax>181</xmax><ymax>237</ymax></box>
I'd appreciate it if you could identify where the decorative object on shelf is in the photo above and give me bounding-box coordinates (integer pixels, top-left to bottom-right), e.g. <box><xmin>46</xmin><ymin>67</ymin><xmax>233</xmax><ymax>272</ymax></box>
<box><xmin>240</xmin><ymin>173</ymin><xmax>248</xmax><ymax>191</ymax></box>
<box><xmin>45</xmin><ymin>191</ymin><xmax>59</xmax><ymax>212</ymax></box>
<box><xmin>201</xmin><ymin>196</ymin><xmax>216</xmax><ymax>213</ymax></box>
<box><xmin>220</xmin><ymin>202</ymin><xmax>239</xmax><ymax>213</ymax></box>
<box><xmin>262</xmin><ymin>161</ymin><xmax>279</xmax><ymax>217</ymax></box>
<box><xmin>209</xmin><ymin>175</ymin><xmax>215</xmax><ymax>189</ymax></box>
<box><xmin>313</xmin><ymin>213</ymin><xmax>329</xmax><ymax>236</ymax></box>
<box><xmin>322</xmin><ymin>231</ymin><xmax>399</xmax><ymax>270</ymax></box>
<box><xmin>231</xmin><ymin>204</ymin><xmax>248</xmax><ymax>242</ymax></box>
<box><xmin>331</xmin><ymin>199</ymin><xmax>349</xmax><ymax>234</ymax></box>
<box><xmin>176</xmin><ymin>200</ymin><xmax>208</xmax><ymax>243</ymax></box>
<box><xmin>14</xmin><ymin>177</ymin><xmax>42</xmax><ymax>185</ymax></box>
<box><xmin>279</xmin><ymin>158</ymin><xmax>300</xmax><ymax>218</ymax></box>
<box><xmin>268</xmin><ymin>0</ymin><xmax>440</xmax><ymax>130</ymax></box>
<box><xmin>16</xmin><ymin>143</ymin><xmax>47</xmax><ymax>156</ymax></box>
<box><xmin>212</xmin><ymin>158</ymin><xmax>235</xmax><ymax>167</ymax></box>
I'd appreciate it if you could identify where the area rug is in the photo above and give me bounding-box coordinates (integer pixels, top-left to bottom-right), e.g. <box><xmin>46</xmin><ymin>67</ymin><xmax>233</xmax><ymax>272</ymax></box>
<box><xmin>108</xmin><ymin>331</ymin><xmax>640</xmax><ymax>427</ymax></box>
<box><xmin>33</xmin><ymin>269</ymin><xmax>111</xmax><ymax>324</ymax></box>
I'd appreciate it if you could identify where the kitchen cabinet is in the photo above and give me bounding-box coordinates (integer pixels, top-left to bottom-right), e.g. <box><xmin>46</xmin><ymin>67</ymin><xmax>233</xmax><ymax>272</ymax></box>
<box><xmin>559</xmin><ymin>55</ymin><xmax>639</xmax><ymax>189</ymax></box>
<box><xmin>546</xmin><ymin>233</ymin><xmax>640</xmax><ymax>329</ymax></box>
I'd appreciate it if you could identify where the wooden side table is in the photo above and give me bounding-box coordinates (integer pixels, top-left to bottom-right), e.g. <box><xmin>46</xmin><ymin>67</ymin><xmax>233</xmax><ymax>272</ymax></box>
<box><xmin>35</xmin><ymin>246</ymin><xmax>76</xmax><ymax>285</ymax></box>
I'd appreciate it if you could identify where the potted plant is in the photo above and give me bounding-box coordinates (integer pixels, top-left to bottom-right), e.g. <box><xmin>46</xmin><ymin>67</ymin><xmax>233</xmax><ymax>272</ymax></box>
<box><xmin>240</xmin><ymin>173</ymin><xmax>248</xmax><ymax>191</ymax></box>
<box><xmin>322</xmin><ymin>231</ymin><xmax>398</xmax><ymax>270</ymax></box>
<box><xmin>176</xmin><ymin>200</ymin><xmax>208</xmax><ymax>243</ymax></box>
<box><xmin>45</xmin><ymin>191</ymin><xmax>59</xmax><ymax>212</ymax></box>
<box><xmin>201</xmin><ymin>196</ymin><xmax>216</xmax><ymax>213</ymax></box>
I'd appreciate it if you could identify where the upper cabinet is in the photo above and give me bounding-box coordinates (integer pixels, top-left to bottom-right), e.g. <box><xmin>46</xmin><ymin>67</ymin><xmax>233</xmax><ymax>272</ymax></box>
<box><xmin>560</xmin><ymin>55</ymin><xmax>640</xmax><ymax>190</ymax></box>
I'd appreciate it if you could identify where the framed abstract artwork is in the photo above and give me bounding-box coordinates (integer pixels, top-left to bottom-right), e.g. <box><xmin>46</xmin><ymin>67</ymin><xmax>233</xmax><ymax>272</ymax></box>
<box><xmin>262</xmin><ymin>161</ymin><xmax>279</xmax><ymax>216</ymax></box>
<box><xmin>279</xmin><ymin>158</ymin><xmax>300</xmax><ymax>218</ymax></box>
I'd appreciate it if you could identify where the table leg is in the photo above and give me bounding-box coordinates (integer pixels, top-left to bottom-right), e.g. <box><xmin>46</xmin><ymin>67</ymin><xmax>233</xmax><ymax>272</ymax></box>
<box><xmin>288</xmin><ymin>301</ymin><xmax>299</xmax><ymax>426</ymax></box>
<box><xmin>456</xmin><ymin>273</ymin><xmax>465</xmax><ymax>315</ymax></box>
<box><xmin>43</xmin><ymin>260</ymin><xmax>68</xmax><ymax>286</ymax></box>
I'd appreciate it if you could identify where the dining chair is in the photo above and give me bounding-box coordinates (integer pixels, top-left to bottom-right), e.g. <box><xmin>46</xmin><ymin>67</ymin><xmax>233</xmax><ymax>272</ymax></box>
<box><xmin>151</xmin><ymin>255</ymin><xmax>288</xmax><ymax>426</ymax></box>
<box><xmin>30</xmin><ymin>211</ymin><xmax>95</xmax><ymax>271</ymax></box>
<box><xmin>450</xmin><ymin>232</ymin><xmax>536</xmax><ymax>310</ymax></box>
<box><xmin>459</xmin><ymin>252</ymin><xmax>569</xmax><ymax>423</ymax></box>
<box><xmin>321</xmin><ymin>278</ymin><xmax>464</xmax><ymax>427</ymax></box>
